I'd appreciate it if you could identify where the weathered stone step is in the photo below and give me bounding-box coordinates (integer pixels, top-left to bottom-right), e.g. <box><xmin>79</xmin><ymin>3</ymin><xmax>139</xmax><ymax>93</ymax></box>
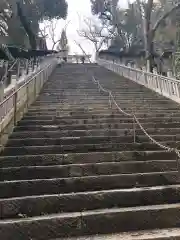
<box><xmin>10</xmin><ymin>128</ymin><xmax>180</xmax><ymax>139</ymax></box>
<box><xmin>29</xmin><ymin>105</ymin><xmax>110</xmax><ymax>110</ymax></box>
<box><xmin>25</xmin><ymin>109</ymin><xmax>180</xmax><ymax>117</ymax></box>
<box><xmin>40</xmin><ymin>87</ymin><xmax>151</xmax><ymax>91</ymax></box>
<box><xmin>0</xmin><ymin>185</ymin><xmax>179</xmax><ymax>220</ymax></box>
<box><xmin>38</xmin><ymin>96</ymin><xmax>170</xmax><ymax>102</ymax></box>
<box><xmin>1</xmin><ymin>203</ymin><xmax>180</xmax><ymax>239</ymax></box>
<box><xmin>0</xmin><ymin>151</ymin><xmax>175</xmax><ymax>168</ymax></box>
<box><xmin>27</xmin><ymin>103</ymin><xmax>180</xmax><ymax>110</ymax></box>
<box><xmin>34</xmin><ymin>101</ymin><xmax>177</xmax><ymax>108</ymax></box>
<box><xmin>36</xmin><ymin>94</ymin><xmax>172</xmax><ymax>100</ymax></box>
<box><xmin>35</xmin><ymin>91</ymin><xmax>178</xmax><ymax>97</ymax></box>
<box><xmin>40</xmin><ymin>88</ymin><xmax>156</xmax><ymax>92</ymax></box>
<box><xmin>62</xmin><ymin>228</ymin><xmax>180</xmax><ymax>240</ymax></box>
<box><xmin>17</xmin><ymin>117</ymin><xmax>180</xmax><ymax>125</ymax></box>
<box><xmin>40</xmin><ymin>90</ymin><xmax>162</xmax><ymax>94</ymax></box>
<box><xmin>0</xmin><ymin>160</ymin><xmax>176</xmax><ymax>181</ymax></box>
<box><xmin>34</xmin><ymin>96</ymin><xmax>177</xmax><ymax>102</ymax></box>
<box><xmin>0</xmin><ymin>171</ymin><xmax>177</xmax><ymax>198</ymax></box>
<box><xmin>13</xmin><ymin>122</ymin><xmax>180</xmax><ymax>131</ymax></box>
<box><xmin>1</xmin><ymin>142</ymin><xmax>172</xmax><ymax>156</ymax></box>
<box><xmin>6</xmin><ymin>135</ymin><xmax>180</xmax><ymax>147</ymax></box>
<box><xmin>30</xmin><ymin>104</ymin><xmax>180</xmax><ymax>111</ymax></box>
<box><xmin>24</xmin><ymin>112</ymin><xmax>180</xmax><ymax>120</ymax></box>
<box><xmin>18</xmin><ymin>118</ymin><xmax>137</xmax><ymax>126</ymax></box>
<box><xmin>38</xmin><ymin>93</ymin><xmax>173</xmax><ymax>99</ymax></box>
<box><xmin>25</xmin><ymin>110</ymin><xmax>180</xmax><ymax>117</ymax></box>
<box><xmin>22</xmin><ymin>115</ymin><xmax>180</xmax><ymax>121</ymax></box>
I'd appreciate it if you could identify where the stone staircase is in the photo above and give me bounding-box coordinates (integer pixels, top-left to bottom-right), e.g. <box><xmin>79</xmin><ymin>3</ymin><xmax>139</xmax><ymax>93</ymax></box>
<box><xmin>0</xmin><ymin>63</ymin><xmax>180</xmax><ymax>239</ymax></box>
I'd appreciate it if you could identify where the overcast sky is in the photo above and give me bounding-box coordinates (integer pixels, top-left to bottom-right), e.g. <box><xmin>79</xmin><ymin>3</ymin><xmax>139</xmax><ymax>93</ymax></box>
<box><xmin>47</xmin><ymin>0</ymin><xmax>129</xmax><ymax>56</ymax></box>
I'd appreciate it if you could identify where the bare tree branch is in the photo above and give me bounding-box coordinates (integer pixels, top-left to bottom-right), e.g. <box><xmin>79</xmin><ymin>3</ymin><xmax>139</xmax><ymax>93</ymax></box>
<box><xmin>151</xmin><ymin>3</ymin><xmax>180</xmax><ymax>38</ymax></box>
<box><xmin>74</xmin><ymin>40</ymin><xmax>92</xmax><ymax>63</ymax></box>
<box><xmin>78</xmin><ymin>17</ymin><xmax>112</xmax><ymax>53</ymax></box>
<box><xmin>39</xmin><ymin>19</ymin><xmax>61</xmax><ymax>50</ymax></box>
<box><xmin>52</xmin><ymin>39</ymin><xmax>61</xmax><ymax>50</ymax></box>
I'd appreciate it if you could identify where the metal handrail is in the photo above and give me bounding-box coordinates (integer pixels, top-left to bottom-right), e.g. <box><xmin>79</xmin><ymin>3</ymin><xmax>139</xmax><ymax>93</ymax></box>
<box><xmin>0</xmin><ymin>61</ymin><xmax>54</xmax><ymax>108</ymax></box>
<box><xmin>0</xmin><ymin>57</ymin><xmax>57</xmax><ymax>142</ymax></box>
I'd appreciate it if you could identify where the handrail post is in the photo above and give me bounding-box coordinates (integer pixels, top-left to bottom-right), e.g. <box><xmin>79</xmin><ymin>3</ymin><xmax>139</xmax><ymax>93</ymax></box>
<box><xmin>26</xmin><ymin>59</ymin><xmax>29</xmax><ymax>75</ymax></box>
<box><xmin>0</xmin><ymin>81</ymin><xmax>4</xmax><ymax>103</ymax></box>
<box><xmin>4</xmin><ymin>62</ymin><xmax>8</xmax><ymax>86</ymax></box>
<box><xmin>34</xmin><ymin>77</ymin><xmax>37</xmax><ymax>98</ymax></box>
<box><xmin>17</xmin><ymin>59</ymin><xmax>21</xmax><ymax>80</ymax></box>
<box><xmin>26</xmin><ymin>80</ymin><xmax>29</xmax><ymax>108</ymax></box>
<box><xmin>133</xmin><ymin>116</ymin><xmax>136</xmax><ymax>143</ymax></box>
<box><xmin>13</xmin><ymin>89</ymin><xmax>18</xmax><ymax>126</ymax></box>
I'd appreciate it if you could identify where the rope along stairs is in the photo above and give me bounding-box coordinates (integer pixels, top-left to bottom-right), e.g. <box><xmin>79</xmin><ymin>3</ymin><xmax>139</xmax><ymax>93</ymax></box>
<box><xmin>90</xmin><ymin>71</ymin><xmax>180</xmax><ymax>170</ymax></box>
<box><xmin>0</xmin><ymin>63</ymin><xmax>180</xmax><ymax>239</ymax></box>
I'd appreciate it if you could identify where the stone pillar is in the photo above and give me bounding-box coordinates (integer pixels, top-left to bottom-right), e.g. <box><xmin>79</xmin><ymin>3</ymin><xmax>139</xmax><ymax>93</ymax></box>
<box><xmin>28</xmin><ymin>61</ymin><xmax>33</xmax><ymax>74</ymax></box>
<box><xmin>167</xmin><ymin>70</ymin><xmax>173</xmax><ymax>78</ymax></box>
<box><xmin>11</xmin><ymin>75</ymin><xmax>17</xmax><ymax>87</ymax></box>
<box><xmin>0</xmin><ymin>81</ymin><xmax>4</xmax><ymax>102</ymax></box>
<box><xmin>142</xmin><ymin>66</ymin><xmax>148</xmax><ymax>86</ymax></box>
<box><xmin>153</xmin><ymin>68</ymin><xmax>158</xmax><ymax>74</ymax></box>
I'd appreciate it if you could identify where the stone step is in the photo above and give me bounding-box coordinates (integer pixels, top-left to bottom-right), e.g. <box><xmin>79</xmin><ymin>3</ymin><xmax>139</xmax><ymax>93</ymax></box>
<box><xmin>35</xmin><ymin>97</ymin><xmax>173</xmax><ymax>103</ymax></box>
<box><xmin>40</xmin><ymin>89</ymin><xmax>162</xmax><ymax>93</ymax></box>
<box><xmin>13</xmin><ymin>122</ymin><xmax>180</xmax><ymax>131</ymax></box>
<box><xmin>0</xmin><ymin>151</ymin><xmax>175</xmax><ymax>168</ymax></box>
<box><xmin>1</xmin><ymin>142</ymin><xmax>173</xmax><ymax>156</ymax></box>
<box><xmin>34</xmin><ymin>101</ymin><xmax>177</xmax><ymax>108</ymax></box>
<box><xmin>39</xmin><ymin>90</ymin><xmax>157</xmax><ymax>93</ymax></box>
<box><xmin>29</xmin><ymin>105</ymin><xmax>110</xmax><ymax>110</ymax></box>
<box><xmin>37</xmin><ymin>95</ymin><xmax>170</xmax><ymax>100</ymax></box>
<box><xmin>17</xmin><ymin>117</ymin><xmax>180</xmax><ymax>126</ymax></box>
<box><xmin>27</xmin><ymin>104</ymin><xmax>180</xmax><ymax>110</ymax></box>
<box><xmin>6</xmin><ymin>135</ymin><xmax>180</xmax><ymax>147</ymax></box>
<box><xmin>17</xmin><ymin>118</ymin><xmax>137</xmax><ymax>126</ymax></box>
<box><xmin>34</xmin><ymin>96</ymin><xmax>177</xmax><ymax>102</ymax></box>
<box><xmin>8</xmin><ymin>128</ymin><xmax>180</xmax><ymax>139</ymax></box>
<box><xmin>0</xmin><ymin>160</ymin><xmax>176</xmax><ymax>181</ymax></box>
<box><xmin>29</xmin><ymin>104</ymin><xmax>180</xmax><ymax>111</ymax></box>
<box><xmin>0</xmin><ymin>171</ymin><xmax>177</xmax><ymax>198</ymax></box>
<box><xmin>0</xmin><ymin>185</ymin><xmax>179</xmax><ymax>220</ymax></box>
<box><xmin>40</xmin><ymin>87</ymin><xmax>152</xmax><ymax>91</ymax></box>
<box><xmin>24</xmin><ymin>109</ymin><xmax>180</xmax><ymax>116</ymax></box>
<box><xmin>36</xmin><ymin>93</ymin><xmax>171</xmax><ymax>99</ymax></box>
<box><xmin>22</xmin><ymin>115</ymin><xmax>180</xmax><ymax>121</ymax></box>
<box><xmin>25</xmin><ymin>111</ymin><xmax>180</xmax><ymax>119</ymax></box>
<box><xmin>62</xmin><ymin>228</ymin><xmax>180</xmax><ymax>240</ymax></box>
<box><xmin>23</xmin><ymin>112</ymin><xmax>180</xmax><ymax>118</ymax></box>
<box><xmin>1</xmin><ymin>203</ymin><xmax>180</xmax><ymax>239</ymax></box>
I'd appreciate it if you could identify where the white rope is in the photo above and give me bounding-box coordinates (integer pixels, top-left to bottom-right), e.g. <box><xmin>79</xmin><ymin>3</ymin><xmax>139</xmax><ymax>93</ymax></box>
<box><xmin>133</xmin><ymin>114</ymin><xmax>174</xmax><ymax>152</ymax></box>
<box><xmin>91</xmin><ymin>73</ymin><xmax>180</xmax><ymax>167</ymax></box>
<box><xmin>110</xmin><ymin>93</ymin><xmax>132</xmax><ymax>117</ymax></box>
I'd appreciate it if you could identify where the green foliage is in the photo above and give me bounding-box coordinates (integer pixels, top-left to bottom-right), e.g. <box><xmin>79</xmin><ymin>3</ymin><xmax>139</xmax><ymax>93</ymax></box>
<box><xmin>38</xmin><ymin>0</ymin><xmax>68</xmax><ymax>20</ymax></box>
<box><xmin>91</xmin><ymin>0</ymin><xmax>118</xmax><ymax>21</ymax></box>
<box><xmin>0</xmin><ymin>0</ymin><xmax>68</xmax><ymax>48</ymax></box>
<box><xmin>21</xmin><ymin>0</ymin><xmax>68</xmax><ymax>23</ymax></box>
<box><xmin>91</xmin><ymin>0</ymin><xmax>180</xmax><ymax>54</ymax></box>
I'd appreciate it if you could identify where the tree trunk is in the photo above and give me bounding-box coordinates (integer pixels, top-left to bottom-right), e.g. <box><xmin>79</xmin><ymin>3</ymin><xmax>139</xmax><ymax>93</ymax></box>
<box><xmin>144</xmin><ymin>0</ymin><xmax>153</xmax><ymax>72</ymax></box>
<box><xmin>16</xmin><ymin>2</ymin><xmax>37</xmax><ymax>49</ymax></box>
<box><xmin>145</xmin><ymin>1</ymin><xmax>180</xmax><ymax>72</ymax></box>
